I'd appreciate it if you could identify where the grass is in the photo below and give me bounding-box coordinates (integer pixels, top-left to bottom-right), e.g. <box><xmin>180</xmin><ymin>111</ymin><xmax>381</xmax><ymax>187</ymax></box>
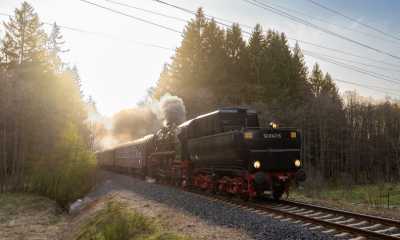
<box><xmin>296</xmin><ymin>183</ymin><xmax>400</xmax><ymax>207</ymax></box>
<box><xmin>0</xmin><ymin>193</ymin><xmax>62</xmax><ymax>222</ymax></box>
<box><xmin>291</xmin><ymin>182</ymin><xmax>400</xmax><ymax>219</ymax></box>
<box><xmin>76</xmin><ymin>201</ymin><xmax>190</xmax><ymax>240</ymax></box>
<box><xmin>0</xmin><ymin>193</ymin><xmax>66</xmax><ymax>240</ymax></box>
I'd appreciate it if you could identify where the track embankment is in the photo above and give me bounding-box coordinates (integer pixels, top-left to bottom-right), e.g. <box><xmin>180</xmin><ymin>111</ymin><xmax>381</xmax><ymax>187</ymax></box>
<box><xmin>89</xmin><ymin>170</ymin><xmax>336</xmax><ymax>240</ymax></box>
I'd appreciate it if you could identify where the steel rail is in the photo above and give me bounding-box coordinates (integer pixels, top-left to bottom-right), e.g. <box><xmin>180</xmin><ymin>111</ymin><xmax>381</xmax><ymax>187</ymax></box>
<box><xmin>107</xmin><ymin>171</ymin><xmax>400</xmax><ymax>240</ymax></box>
<box><xmin>247</xmin><ymin>201</ymin><xmax>400</xmax><ymax>240</ymax></box>
<box><xmin>279</xmin><ymin>199</ymin><xmax>400</xmax><ymax>228</ymax></box>
<box><xmin>185</xmin><ymin>189</ymin><xmax>400</xmax><ymax>240</ymax></box>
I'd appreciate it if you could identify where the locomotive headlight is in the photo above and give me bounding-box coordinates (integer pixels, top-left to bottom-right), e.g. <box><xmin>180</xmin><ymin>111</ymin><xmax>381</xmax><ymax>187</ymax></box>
<box><xmin>269</xmin><ymin>122</ymin><xmax>278</xmax><ymax>129</ymax></box>
<box><xmin>244</xmin><ymin>131</ymin><xmax>253</xmax><ymax>139</ymax></box>
<box><xmin>253</xmin><ymin>160</ymin><xmax>261</xmax><ymax>169</ymax></box>
<box><xmin>294</xmin><ymin>159</ymin><xmax>301</xmax><ymax>168</ymax></box>
<box><xmin>290</xmin><ymin>132</ymin><xmax>297</xmax><ymax>139</ymax></box>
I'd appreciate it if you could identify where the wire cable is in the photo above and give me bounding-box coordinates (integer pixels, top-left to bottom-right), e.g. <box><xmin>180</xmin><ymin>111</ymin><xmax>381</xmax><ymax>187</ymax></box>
<box><xmin>304</xmin><ymin>51</ymin><xmax>400</xmax><ymax>85</ymax></box>
<box><xmin>264</xmin><ymin>1</ymin><xmax>399</xmax><ymax>45</ymax></box>
<box><xmin>150</xmin><ymin>0</ymin><xmax>400</xmax><ymax>68</ymax></box>
<box><xmin>306</xmin><ymin>0</ymin><xmax>400</xmax><ymax>42</ymax></box>
<box><xmin>103</xmin><ymin>0</ymin><xmax>187</xmax><ymax>23</ymax></box>
<box><xmin>152</xmin><ymin>0</ymin><xmax>253</xmax><ymax>30</ymax></box>
<box><xmin>302</xmin><ymin>49</ymin><xmax>400</xmax><ymax>73</ymax></box>
<box><xmin>2</xmin><ymin>6</ymin><xmax>398</xmax><ymax>97</ymax></box>
<box><xmin>288</xmin><ymin>38</ymin><xmax>400</xmax><ymax>69</ymax></box>
<box><xmin>334</xmin><ymin>78</ymin><xmax>400</xmax><ymax>97</ymax></box>
<box><xmin>243</xmin><ymin>0</ymin><xmax>400</xmax><ymax>61</ymax></box>
<box><xmin>78</xmin><ymin>0</ymin><xmax>182</xmax><ymax>34</ymax></box>
<box><xmin>0</xmin><ymin>12</ymin><xmax>175</xmax><ymax>51</ymax></box>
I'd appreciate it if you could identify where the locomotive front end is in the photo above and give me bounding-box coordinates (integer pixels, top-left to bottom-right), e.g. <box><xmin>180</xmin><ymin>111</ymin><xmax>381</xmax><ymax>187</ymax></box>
<box><xmin>243</xmin><ymin>126</ymin><xmax>303</xmax><ymax>199</ymax></box>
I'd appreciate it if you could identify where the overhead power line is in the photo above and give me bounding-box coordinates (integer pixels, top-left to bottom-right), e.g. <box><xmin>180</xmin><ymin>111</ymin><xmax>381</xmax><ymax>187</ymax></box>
<box><xmin>150</xmin><ymin>0</ymin><xmax>400</xmax><ymax>69</ymax></box>
<box><xmin>76</xmin><ymin>0</ymin><xmax>400</xmax><ymax>94</ymax></box>
<box><xmin>305</xmin><ymin>51</ymin><xmax>400</xmax><ymax>86</ymax></box>
<box><xmin>152</xmin><ymin>0</ymin><xmax>253</xmax><ymax>30</ymax></box>
<box><xmin>289</xmin><ymin>38</ymin><xmax>400</xmax><ymax>69</ymax></box>
<box><xmin>302</xmin><ymin>49</ymin><xmax>400</xmax><ymax>73</ymax></box>
<box><xmin>243</xmin><ymin>0</ymin><xmax>400</xmax><ymax>61</ymax></box>
<box><xmin>0</xmin><ymin>12</ymin><xmax>175</xmax><ymax>51</ymax></box>
<box><xmin>306</xmin><ymin>0</ymin><xmax>400</xmax><ymax>42</ymax></box>
<box><xmin>153</xmin><ymin>0</ymin><xmax>248</xmax><ymax>33</ymax></box>
<box><xmin>103</xmin><ymin>0</ymin><xmax>187</xmax><ymax>23</ymax></box>
<box><xmin>334</xmin><ymin>78</ymin><xmax>400</xmax><ymax>97</ymax></box>
<box><xmin>74</xmin><ymin>1</ymin><xmax>400</xmax><ymax>81</ymax></box>
<box><xmin>3</xmin><ymin>3</ymin><xmax>399</xmax><ymax>70</ymax></box>
<box><xmin>264</xmin><ymin>1</ymin><xmax>398</xmax><ymax>45</ymax></box>
<box><xmin>151</xmin><ymin>0</ymin><xmax>234</xmax><ymax>30</ymax></box>
<box><xmin>78</xmin><ymin>0</ymin><xmax>182</xmax><ymax>34</ymax></box>
<box><xmin>147</xmin><ymin>0</ymin><xmax>400</xmax><ymax>90</ymax></box>
<box><xmin>2</xmin><ymin>4</ymin><xmax>398</xmax><ymax>97</ymax></box>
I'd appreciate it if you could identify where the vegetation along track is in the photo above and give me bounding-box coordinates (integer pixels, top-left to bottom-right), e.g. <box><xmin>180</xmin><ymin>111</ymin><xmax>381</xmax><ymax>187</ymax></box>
<box><xmin>187</xmin><ymin>188</ymin><xmax>400</xmax><ymax>239</ymax></box>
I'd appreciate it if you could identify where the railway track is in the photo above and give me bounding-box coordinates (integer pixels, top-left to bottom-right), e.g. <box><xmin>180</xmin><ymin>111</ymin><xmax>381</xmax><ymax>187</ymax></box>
<box><xmin>259</xmin><ymin>199</ymin><xmax>400</xmax><ymax>239</ymax></box>
<box><xmin>107</xmin><ymin>172</ymin><xmax>400</xmax><ymax>239</ymax></box>
<box><xmin>188</xmin><ymin>189</ymin><xmax>400</xmax><ymax>239</ymax></box>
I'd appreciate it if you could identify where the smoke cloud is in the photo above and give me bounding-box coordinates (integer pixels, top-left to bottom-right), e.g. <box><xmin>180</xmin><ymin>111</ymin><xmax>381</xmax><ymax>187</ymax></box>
<box><xmin>160</xmin><ymin>94</ymin><xmax>186</xmax><ymax>126</ymax></box>
<box><xmin>150</xmin><ymin>93</ymin><xmax>186</xmax><ymax>126</ymax></box>
<box><xmin>89</xmin><ymin>93</ymin><xmax>186</xmax><ymax>150</ymax></box>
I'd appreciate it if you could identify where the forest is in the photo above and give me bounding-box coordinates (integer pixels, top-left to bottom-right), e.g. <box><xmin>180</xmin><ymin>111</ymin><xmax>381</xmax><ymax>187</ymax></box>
<box><xmin>112</xmin><ymin>9</ymin><xmax>400</xmax><ymax>186</ymax></box>
<box><xmin>0</xmin><ymin>2</ymin><xmax>399</xmax><ymax>209</ymax></box>
<box><xmin>0</xmin><ymin>2</ymin><xmax>96</xmax><ymax>208</ymax></box>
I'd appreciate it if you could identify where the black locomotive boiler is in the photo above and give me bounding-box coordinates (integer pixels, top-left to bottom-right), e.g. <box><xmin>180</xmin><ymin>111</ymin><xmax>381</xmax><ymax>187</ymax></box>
<box><xmin>97</xmin><ymin>107</ymin><xmax>304</xmax><ymax>200</ymax></box>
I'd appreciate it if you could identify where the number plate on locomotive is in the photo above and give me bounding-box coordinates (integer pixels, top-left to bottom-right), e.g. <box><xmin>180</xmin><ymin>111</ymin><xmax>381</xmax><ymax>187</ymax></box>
<box><xmin>263</xmin><ymin>133</ymin><xmax>282</xmax><ymax>139</ymax></box>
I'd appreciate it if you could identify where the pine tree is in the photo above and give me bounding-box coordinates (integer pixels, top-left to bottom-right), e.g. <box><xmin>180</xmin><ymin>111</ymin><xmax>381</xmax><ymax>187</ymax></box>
<box><xmin>248</xmin><ymin>24</ymin><xmax>265</xmax><ymax>87</ymax></box>
<box><xmin>224</xmin><ymin>23</ymin><xmax>249</xmax><ymax>104</ymax></box>
<box><xmin>70</xmin><ymin>65</ymin><xmax>83</xmax><ymax>97</ymax></box>
<box><xmin>290</xmin><ymin>42</ymin><xmax>311</xmax><ymax>104</ymax></box>
<box><xmin>262</xmin><ymin>31</ymin><xmax>293</xmax><ymax>103</ymax></box>
<box><xmin>225</xmin><ymin>24</ymin><xmax>246</xmax><ymax>64</ymax></box>
<box><xmin>2</xmin><ymin>2</ymin><xmax>47</xmax><ymax>65</ymax></box>
<box><xmin>321</xmin><ymin>73</ymin><xmax>340</xmax><ymax>100</ymax></box>
<box><xmin>309</xmin><ymin>63</ymin><xmax>325</xmax><ymax>97</ymax></box>
<box><xmin>156</xmin><ymin>8</ymin><xmax>216</xmax><ymax>116</ymax></box>
<box><xmin>200</xmin><ymin>18</ymin><xmax>226</xmax><ymax>103</ymax></box>
<box><xmin>47</xmin><ymin>22</ymin><xmax>67</xmax><ymax>71</ymax></box>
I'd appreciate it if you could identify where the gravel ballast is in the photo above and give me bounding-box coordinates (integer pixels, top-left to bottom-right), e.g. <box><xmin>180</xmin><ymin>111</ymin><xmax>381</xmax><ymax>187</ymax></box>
<box><xmin>89</xmin><ymin>171</ymin><xmax>338</xmax><ymax>240</ymax></box>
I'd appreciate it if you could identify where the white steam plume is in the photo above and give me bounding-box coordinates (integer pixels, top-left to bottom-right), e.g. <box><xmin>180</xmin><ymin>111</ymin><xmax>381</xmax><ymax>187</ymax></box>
<box><xmin>151</xmin><ymin>93</ymin><xmax>186</xmax><ymax>126</ymax></box>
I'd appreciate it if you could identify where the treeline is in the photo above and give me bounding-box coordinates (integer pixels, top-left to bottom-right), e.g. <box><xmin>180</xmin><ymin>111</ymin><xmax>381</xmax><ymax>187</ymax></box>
<box><xmin>153</xmin><ymin>9</ymin><xmax>400</xmax><ymax>185</ymax></box>
<box><xmin>0</xmin><ymin>2</ymin><xmax>95</xmax><ymax>208</ymax></box>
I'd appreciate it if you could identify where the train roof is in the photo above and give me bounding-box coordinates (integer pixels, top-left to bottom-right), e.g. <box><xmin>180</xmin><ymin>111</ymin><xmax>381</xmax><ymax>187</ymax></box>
<box><xmin>178</xmin><ymin>107</ymin><xmax>257</xmax><ymax>128</ymax></box>
<box><xmin>100</xmin><ymin>134</ymin><xmax>154</xmax><ymax>152</ymax></box>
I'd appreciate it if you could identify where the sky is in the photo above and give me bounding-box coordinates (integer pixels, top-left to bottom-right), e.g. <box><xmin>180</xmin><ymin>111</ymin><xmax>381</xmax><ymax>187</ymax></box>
<box><xmin>0</xmin><ymin>0</ymin><xmax>399</xmax><ymax>116</ymax></box>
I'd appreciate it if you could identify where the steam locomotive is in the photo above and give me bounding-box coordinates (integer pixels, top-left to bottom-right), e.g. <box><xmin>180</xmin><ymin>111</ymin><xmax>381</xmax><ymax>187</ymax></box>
<box><xmin>97</xmin><ymin>107</ymin><xmax>304</xmax><ymax>200</ymax></box>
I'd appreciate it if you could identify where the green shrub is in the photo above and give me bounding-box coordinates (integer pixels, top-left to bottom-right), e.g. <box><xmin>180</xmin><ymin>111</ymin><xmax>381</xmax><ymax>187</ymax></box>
<box><xmin>77</xmin><ymin>201</ymin><xmax>188</xmax><ymax>240</ymax></box>
<box><xmin>28</xmin><ymin>123</ymin><xmax>97</xmax><ymax>209</ymax></box>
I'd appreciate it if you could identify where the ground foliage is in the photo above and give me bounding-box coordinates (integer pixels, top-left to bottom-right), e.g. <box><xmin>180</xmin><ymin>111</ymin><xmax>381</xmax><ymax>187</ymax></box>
<box><xmin>77</xmin><ymin>201</ymin><xmax>189</xmax><ymax>240</ymax></box>
<box><xmin>0</xmin><ymin>193</ymin><xmax>66</xmax><ymax>239</ymax></box>
<box><xmin>0</xmin><ymin>2</ymin><xmax>96</xmax><ymax>208</ymax></box>
<box><xmin>153</xmin><ymin>9</ymin><xmax>400</xmax><ymax>185</ymax></box>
